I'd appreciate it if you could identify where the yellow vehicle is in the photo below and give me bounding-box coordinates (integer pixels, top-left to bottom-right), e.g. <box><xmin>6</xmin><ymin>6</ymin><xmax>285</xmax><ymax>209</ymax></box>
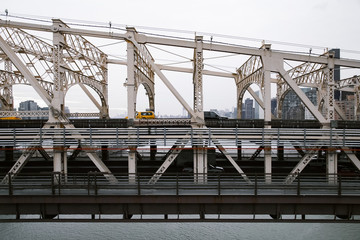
<box><xmin>135</xmin><ymin>111</ymin><xmax>155</xmax><ymax>119</ymax></box>
<box><xmin>0</xmin><ymin>116</ymin><xmax>22</xmax><ymax>120</ymax></box>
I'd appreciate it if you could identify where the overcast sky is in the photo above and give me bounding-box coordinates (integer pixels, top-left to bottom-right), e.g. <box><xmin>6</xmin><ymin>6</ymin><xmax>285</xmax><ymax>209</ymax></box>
<box><xmin>2</xmin><ymin>0</ymin><xmax>360</xmax><ymax>117</ymax></box>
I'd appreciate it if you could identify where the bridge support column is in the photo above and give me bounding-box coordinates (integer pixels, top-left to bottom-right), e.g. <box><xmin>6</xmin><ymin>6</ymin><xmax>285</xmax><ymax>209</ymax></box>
<box><xmin>128</xmin><ymin>147</ymin><xmax>137</xmax><ymax>184</ymax></box>
<box><xmin>194</xmin><ymin>146</ymin><xmax>207</xmax><ymax>184</ymax></box>
<box><xmin>326</xmin><ymin>148</ymin><xmax>338</xmax><ymax>184</ymax></box>
<box><xmin>264</xmin><ymin>146</ymin><xmax>272</xmax><ymax>183</ymax></box>
<box><xmin>126</xmin><ymin>28</ymin><xmax>137</xmax><ymax>119</ymax></box>
<box><xmin>53</xmin><ymin>147</ymin><xmax>67</xmax><ymax>183</ymax></box>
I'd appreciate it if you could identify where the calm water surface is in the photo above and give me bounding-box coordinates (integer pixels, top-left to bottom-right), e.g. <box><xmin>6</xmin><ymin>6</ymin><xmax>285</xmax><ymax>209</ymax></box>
<box><xmin>0</xmin><ymin>222</ymin><xmax>359</xmax><ymax>240</ymax></box>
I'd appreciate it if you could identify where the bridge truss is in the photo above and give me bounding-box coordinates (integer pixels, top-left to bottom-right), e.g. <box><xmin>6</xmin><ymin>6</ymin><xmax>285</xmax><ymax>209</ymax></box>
<box><xmin>0</xmin><ymin>17</ymin><xmax>360</xmax><ymax>186</ymax></box>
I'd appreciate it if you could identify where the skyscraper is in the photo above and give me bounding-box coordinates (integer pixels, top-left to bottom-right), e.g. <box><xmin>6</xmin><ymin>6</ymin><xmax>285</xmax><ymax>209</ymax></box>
<box><xmin>242</xmin><ymin>98</ymin><xmax>254</xmax><ymax>119</ymax></box>
<box><xmin>19</xmin><ymin>100</ymin><xmax>40</xmax><ymax>111</ymax></box>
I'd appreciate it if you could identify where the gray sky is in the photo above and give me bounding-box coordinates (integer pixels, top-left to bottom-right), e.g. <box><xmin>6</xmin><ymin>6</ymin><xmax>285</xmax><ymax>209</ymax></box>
<box><xmin>2</xmin><ymin>0</ymin><xmax>360</xmax><ymax>117</ymax></box>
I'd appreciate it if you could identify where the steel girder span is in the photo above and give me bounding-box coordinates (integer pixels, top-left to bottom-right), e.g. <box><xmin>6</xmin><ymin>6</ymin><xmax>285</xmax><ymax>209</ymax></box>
<box><xmin>1</xmin><ymin>126</ymin><xmax>360</xmax><ymax>184</ymax></box>
<box><xmin>0</xmin><ymin>17</ymin><xmax>360</xmax><ymax>184</ymax></box>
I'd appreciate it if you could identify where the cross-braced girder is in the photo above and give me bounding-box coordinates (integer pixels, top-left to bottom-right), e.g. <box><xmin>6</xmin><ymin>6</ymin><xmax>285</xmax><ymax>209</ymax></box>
<box><xmin>0</xmin><ymin>17</ymin><xmax>360</xmax><ymax>185</ymax></box>
<box><xmin>0</xmin><ymin>23</ymin><xmax>109</xmax><ymax>117</ymax></box>
<box><xmin>236</xmin><ymin>55</ymin><xmax>264</xmax><ymax>118</ymax></box>
<box><xmin>125</xmin><ymin>27</ymin><xmax>155</xmax><ymax>117</ymax></box>
<box><xmin>0</xmin><ymin>70</ymin><xmax>54</xmax><ymax>96</ymax></box>
<box><xmin>193</xmin><ymin>36</ymin><xmax>204</xmax><ymax>124</ymax></box>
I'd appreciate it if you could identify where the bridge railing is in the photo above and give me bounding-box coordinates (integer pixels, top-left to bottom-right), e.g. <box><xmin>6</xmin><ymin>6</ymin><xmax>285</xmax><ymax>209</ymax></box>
<box><xmin>1</xmin><ymin>172</ymin><xmax>359</xmax><ymax>196</ymax></box>
<box><xmin>0</xmin><ymin>127</ymin><xmax>360</xmax><ymax>148</ymax></box>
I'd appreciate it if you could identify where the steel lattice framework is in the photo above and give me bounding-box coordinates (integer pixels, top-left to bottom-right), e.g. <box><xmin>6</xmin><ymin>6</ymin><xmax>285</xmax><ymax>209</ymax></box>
<box><xmin>0</xmin><ymin>22</ymin><xmax>109</xmax><ymax>117</ymax></box>
<box><xmin>0</xmin><ymin>17</ymin><xmax>360</xmax><ymax>185</ymax></box>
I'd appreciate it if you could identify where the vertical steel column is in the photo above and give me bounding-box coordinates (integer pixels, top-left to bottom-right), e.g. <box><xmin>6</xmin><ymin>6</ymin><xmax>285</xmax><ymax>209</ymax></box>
<box><xmin>193</xmin><ymin>36</ymin><xmax>205</xmax><ymax>125</ymax></box>
<box><xmin>193</xmin><ymin>145</ymin><xmax>207</xmax><ymax>184</ymax></box>
<box><xmin>128</xmin><ymin>147</ymin><xmax>137</xmax><ymax>184</ymax></box>
<box><xmin>326</xmin><ymin>57</ymin><xmax>335</xmax><ymax>123</ymax></box>
<box><xmin>100</xmin><ymin>56</ymin><xmax>109</xmax><ymax>119</ymax></box>
<box><xmin>126</xmin><ymin>28</ymin><xmax>138</xmax><ymax>184</ymax></box>
<box><xmin>262</xmin><ymin>46</ymin><xmax>272</xmax><ymax>183</ymax></box>
<box><xmin>326</xmin><ymin>148</ymin><xmax>338</xmax><ymax>184</ymax></box>
<box><xmin>126</xmin><ymin>28</ymin><xmax>137</xmax><ymax>119</ymax></box>
<box><xmin>50</xmin><ymin>19</ymin><xmax>66</xmax><ymax>122</ymax></box>
<box><xmin>326</xmin><ymin>55</ymin><xmax>337</xmax><ymax>184</ymax></box>
<box><xmin>3</xmin><ymin>59</ymin><xmax>14</xmax><ymax>110</ymax></box>
<box><xmin>53</xmin><ymin>147</ymin><xmax>67</xmax><ymax>184</ymax></box>
<box><xmin>276</xmin><ymin>83</ymin><xmax>282</xmax><ymax>119</ymax></box>
<box><xmin>192</xmin><ymin>36</ymin><xmax>207</xmax><ymax>183</ymax></box>
<box><xmin>52</xmin><ymin>19</ymin><xmax>67</xmax><ymax>176</ymax></box>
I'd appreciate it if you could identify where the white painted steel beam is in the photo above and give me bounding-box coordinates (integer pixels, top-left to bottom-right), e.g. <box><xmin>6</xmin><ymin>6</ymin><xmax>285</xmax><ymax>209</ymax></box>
<box><xmin>126</xmin><ymin>30</ymin><xmax>137</xmax><ymax>119</ymax></box>
<box><xmin>212</xmin><ymin>139</ymin><xmax>251</xmax><ymax>183</ymax></box>
<box><xmin>326</xmin><ymin>149</ymin><xmax>338</xmax><ymax>184</ymax></box>
<box><xmin>108</xmin><ymin>58</ymin><xmax>236</xmax><ymax>79</ymax></box>
<box><xmin>284</xmin><ymin>149</ymin><xmax>318</xmax><ymax>184</ymax></box>
<box><xmin>86</xmin><ymin>147</ymin><xmax>118</xmax><ymax>183</ymax></box>
<box><xmin>2</xmin><ymin>19</ymin><xmax>360</xmax><ymax>68</ymax></box>
<box><xmin>193</xmin><ymin>36</ymin><xmax>205</xmax><ymax>125</ymax></box>
<box><xmin>0</xmin><ymin>35</ymin><xmax>52</xmax><ymax>106</ymax></box>
<box><xmin>148</xmin><ymin>138</ymin><xmax>189</xmax><ymax>184</ymax></box>
<box><xmin>0</xmin><ymin>148</ymin><xmax>36</xmax><ymax>184</ymax></box>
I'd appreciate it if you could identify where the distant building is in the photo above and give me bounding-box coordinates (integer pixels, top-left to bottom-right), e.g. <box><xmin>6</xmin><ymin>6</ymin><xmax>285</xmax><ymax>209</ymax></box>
<box><xmin>232</xmin><ymin>107</ymin><xmax>237</xmax><ymax>119</ymax></box>
<box><xmin>271</xmin><ymin>98</ymin><xmax>277</xmax><ymax>117</ymax></box>
<box><xmin>254</xmin><ymin>91</ymin><xmax>260</xmax><ymax>119</ymax></box>
<box><xmin>282</xmin><ymin>88</ymin><xmax>317</xmax><ymax>120</ymax></box>
<box><xmin>242</xmin><ymin>98</ymin><xmax>254</xmax><ymax>119</ymax></box>
<box><xmin>18</xmin><ymin>100</ymin><xmax>50</xmax><ymax>119</ymax></box>
<box><xmin>19</xmin><ymin>100</ymin><xmax>40</xmax><ymax>111</ymax></box>
<box><xmin>335</xmin><ymin>94</ymin><xmax>355</xmax><ymax>120</ymax></box>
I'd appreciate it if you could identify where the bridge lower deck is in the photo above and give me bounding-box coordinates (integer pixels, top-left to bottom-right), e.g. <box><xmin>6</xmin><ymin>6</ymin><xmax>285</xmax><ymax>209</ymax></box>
<box><xmin>1</xmin><ymin>173</ymin><xmax>360</xmax><ymax>222</ymax></box>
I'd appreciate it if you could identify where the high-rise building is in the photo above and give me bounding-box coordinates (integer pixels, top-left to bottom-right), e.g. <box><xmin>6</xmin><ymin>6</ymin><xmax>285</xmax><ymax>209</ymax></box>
<box><xmin>242</xmin><ymin>98</ymin><xmax>254</xmax><ymax>119</ymax></box>
<box><xmin>18</xmin><ymin>100</ymin><xmax>50</xmax><ymax>119</ymax></box>
<box><xmin>271</xmin><ymin>98</ymin><xmax>277</xmax><ymax>117</ymax></box>
<box><xmin>19</xmin><ymin>100</ymin><xmax>40</xmax><ymax>111</ymax></box>
<box><xmin>254</xmin><ymin>91</ymin><xmax>260</xmax><ymax>119</ymax></box>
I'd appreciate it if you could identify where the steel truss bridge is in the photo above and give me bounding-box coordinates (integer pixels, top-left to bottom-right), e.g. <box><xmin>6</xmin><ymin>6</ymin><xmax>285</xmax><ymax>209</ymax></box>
<box><xmin>0</xmin><ymin>16</ymin><xmax>360</xmax><ymax>222</ymax></box>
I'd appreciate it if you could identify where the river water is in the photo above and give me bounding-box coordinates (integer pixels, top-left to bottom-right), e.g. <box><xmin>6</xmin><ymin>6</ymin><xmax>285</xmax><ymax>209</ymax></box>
<box><xmin>0</xmin><ymin>222</ymin><xmax>359</xmax><ymax>240</ymax></box>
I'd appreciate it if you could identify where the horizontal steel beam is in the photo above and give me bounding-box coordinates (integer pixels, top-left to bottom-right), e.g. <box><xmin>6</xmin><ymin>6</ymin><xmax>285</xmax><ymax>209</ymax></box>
<box><xmin>1</xmin><ymin>19</ymin><xmax>360</xmax><ymax>68</ymax></box>
<box><xmin>0</xmin><ymin>195</ymin><xmax>359</xmax><ymax>222</ymax></box>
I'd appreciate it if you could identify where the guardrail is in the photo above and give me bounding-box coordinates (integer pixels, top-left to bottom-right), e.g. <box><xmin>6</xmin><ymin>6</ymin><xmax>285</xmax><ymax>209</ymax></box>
<box><xmin>0</xmin><ymin>111</ymin><xmax>101</xmax><ymax>118</ymax></box>
<box><xmin>1</xmin><ymin>172</ymin><xmax>359</xmax><ymax>196</ymax></box>
<box><xmin>0</xmin><ymin>127</ymin><xmax>359</xmax><ymax>149</ymax></box>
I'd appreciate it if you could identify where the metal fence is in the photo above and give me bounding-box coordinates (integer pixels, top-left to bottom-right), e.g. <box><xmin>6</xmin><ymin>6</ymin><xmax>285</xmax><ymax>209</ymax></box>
<box><xmin>1</xmin><ymin>172</ymin><xmax>359</xmax><ymax>196</ymax></box>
